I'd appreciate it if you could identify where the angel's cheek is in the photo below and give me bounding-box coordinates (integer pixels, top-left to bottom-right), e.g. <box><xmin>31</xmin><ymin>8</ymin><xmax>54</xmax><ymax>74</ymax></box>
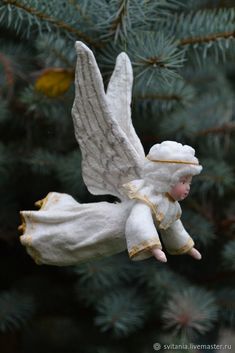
<box><xmin>169</xmin><ymin>184</ymin><xmax>187</xmax><ymax>201</ymax></box>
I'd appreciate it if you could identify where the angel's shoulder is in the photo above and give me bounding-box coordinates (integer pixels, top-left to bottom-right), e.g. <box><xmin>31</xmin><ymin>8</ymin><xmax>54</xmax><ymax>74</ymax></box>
<box><xmin>122</xmin><ymin>179</ymin><xmax>145</xmax><ymax>195</ymax></box>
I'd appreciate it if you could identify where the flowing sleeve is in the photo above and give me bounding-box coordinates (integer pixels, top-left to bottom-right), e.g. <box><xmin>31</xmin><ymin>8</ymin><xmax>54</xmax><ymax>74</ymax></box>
<box><xmin>125</xmin><ymin>202</ymin><xmax>162</xmax><ymax>261</ymax></box>
<box><xmin>160</xmin><ymin>220</ymin><xmax>194</xmax><ymax>255</ymax></box>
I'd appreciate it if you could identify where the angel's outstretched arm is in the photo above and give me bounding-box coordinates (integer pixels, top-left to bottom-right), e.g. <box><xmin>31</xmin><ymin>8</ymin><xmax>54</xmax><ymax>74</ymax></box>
<box><xmin>160</xmin><ymin>219</ymin><xmax>195</xmax><ymax>255</ymax></box>
<box><xmin>125</xmin><ymin>202</ymin><xmax>162</xmax><ymax>261</ymax></box>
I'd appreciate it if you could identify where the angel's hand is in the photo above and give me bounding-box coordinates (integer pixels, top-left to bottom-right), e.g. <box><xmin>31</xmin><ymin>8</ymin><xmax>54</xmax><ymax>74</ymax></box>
<box><xmin>151</xmin><ymin>247</ymin><xmax>167</xmax><ymax>263</ymax></box>
<box><xmin>187</xmin><ymin>247</ymin><xmax>202</xmax><ymax>260</ymax></box>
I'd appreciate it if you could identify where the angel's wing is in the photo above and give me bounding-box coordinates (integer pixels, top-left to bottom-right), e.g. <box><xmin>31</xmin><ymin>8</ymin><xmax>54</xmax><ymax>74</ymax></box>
<box><xmin>71</xmin><ymin>42</ymin><xmax>145</xmax><ymax>200</ymax></box>
<box><xmin>106</xmin><ymin>52</ymin><xmax>145</xmax><ymax>157</ymax></box>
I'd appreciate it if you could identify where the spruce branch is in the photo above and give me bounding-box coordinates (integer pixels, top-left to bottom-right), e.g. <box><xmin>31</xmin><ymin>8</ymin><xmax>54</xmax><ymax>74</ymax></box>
<box><xmin>0</xmin><ymin>143</ymin><xmax>8</xmax><ymax>178</ymax></box>
<box><xmin>142</xmin><ymin>266</ymin><xmax>189</xmax><ymax>307</ymax></box>
<box><xmin>83</xmin><ymin>0</ymin><xmax>178</xmax><ymax>42</ymax></box>
<box><xmin>162</xmin><ymin>287</ymin><xmax>218</xmax><ymax>339</ymax></box>
<box><xmin>95</xmin><ymin>289</ymin><xmax>146</xmax><ymax>337</ymax></box>
<box><xmin>216</xmin><ymin>289</ymin><xmax>235</xmax><ymax>326</ymax></box>
<box><xmin>20</xmin><ymin>85</ymin><xmax>72</xmax><ymax>119</ymax></box>
<box><xmin>109</xmin><ymin>0</ymin><xmax>129</xmax><ymax>42</ymax></box>
<box><xmin>55</xmin><ymin>151</ymin><xmax>85</xmax><ymax>196</ymax></box>
<box><xmin>198</xmin><ymin>158</ymin><xmax>234</xmax><ymax>196</ymax></box>
<box><xmin>197</xmin><ymin>271</ymin><xmax>235</xmax><ymax>285</ymax></box>
<box><xmin>220</xmin><ymin>216</ymin><xmax>235</xmax><ymax>232</ymax></box>
<box><xmin>0</xmin><ymin>291</ymin><xmax>35</xmax><ymax>333</ymax></box>
<box><xmin>169</xmin><ymin>8</ymin><xmax>235</xmax><ymax>42</ymax></box>
<box><xmin>197</xmin><ymin>122</ymin><xmax>235</xmax><ymax>135</ymax></box>
<box><xmin>182</xmin><ymin>210</ymin><xmax>215</xmax><ymax>247</ymax></box>
<box><xmin>180</xmin><ymin>30</ymin><xmax>235</xmax><ymax>46</ymax></box>
<box><xmin>164</xmin><ymin>7</ymin><xmax>235</xmax><ymax>63</ymax></box>
<box><xmin>130</xmin><ymin>32</ymin><xmax>186</xmax><ymax>78</ymax></box>
<box><xmin>36</xmin><ymin>34</ymin><xmax>76</xmax><ymax>68</ymax></box>
<box><xmin>222</xmin><ymin>239</ymin><xmax>235</xmax><ymax>271</ymax></box>
<box><xmin>134</xmin><ymin>78</ymin><xmax>195</xmax><ymax>112</ymax></box>
<box><xmin>0</xmin><ymin>40</ymin><xmax>33</xmax><ymax>82</ymax></box>
<box><xmin>160</xmin><ymin>87</ymin><xmax>234</xmax><ymax>140</ymax></box>
<box><xmin>100</xmin><ymin>32</ymin><xmax>186</xmax><ymax>88</ymax></box>
<box><xmin>0</xmin><ymin>98</ymin><xmax>8</xmax><ymax>122</ymax></box>
<box><xmin>24</xmin><ymin>148</ymin><xmax>59</xmax><ymax>175</ymax></box>
<box><xmin>136</xmin><ymin>93</ymin><xmax>182</xmax><ymax>101</ymax></box>
<box><xmin>74</xmin><ymin>254</ymin><xmax>131</xmax><ymax>290</ymax></box>
<box><xmin>71</xmin><ymin>0</ymin><xmax>125</xmax><ymax>41</ymax></box>
<box><xmin>74</xmin><ymin>254</ymin><xmax>134</xmax><ymax>306</ymax></box>
<box><xmin>185</xmin><ymin>198</ymin><xmax>214</xmax><ymax>224</ymax></box>
<box><xmin>1</xmin><ymin>0</ymin><xmax>99</xmax><ymax>46</ymax></box>
<box><xmin>0</xmin><ymin>51</ymin><xmax>14</xmax><ymax>100</ymax></box>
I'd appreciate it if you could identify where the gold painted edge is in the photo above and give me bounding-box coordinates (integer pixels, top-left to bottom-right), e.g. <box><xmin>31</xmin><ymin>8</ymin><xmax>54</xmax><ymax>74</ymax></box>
<box><xmin>129</xmin><ymin>239</ymin><xmax>162</xmax><ymax>259</ymax></box>
<box><xmin>146</xmin><ymin>156</ymin><xmax>199</xmax><ymax>166</ymax></box>
<box><xmin>167</xmin><ymin>238</ymin><xmax>195</xmax><ymax>255</ymax></box>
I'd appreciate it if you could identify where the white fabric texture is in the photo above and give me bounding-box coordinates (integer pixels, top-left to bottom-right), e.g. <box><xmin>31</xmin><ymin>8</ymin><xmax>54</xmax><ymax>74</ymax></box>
<box><xmin>125</xmin><ymin>203</ymin><xmax>162</xmax><ymax>261</ymax></box>
<box><xmin>20</xmin><ymin>193</ymin><xmax>130</xmax><ymax>266</ymax></box>
<box><xmin>160</xmin><ymin>220</ymin><xmax>195</xmax><ymax>255</ymax></box>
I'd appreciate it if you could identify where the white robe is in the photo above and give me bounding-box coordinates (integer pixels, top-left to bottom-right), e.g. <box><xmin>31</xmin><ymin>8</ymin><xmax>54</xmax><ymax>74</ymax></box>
<box><xmin>20</xmin><ymin>192</ymin><xmax>129</xmax><ymax>266</ymax></box>
<box><xmin>20</xmin><ymin>182</ymin><xmax>194</xmax><ymax>266</ymax></box>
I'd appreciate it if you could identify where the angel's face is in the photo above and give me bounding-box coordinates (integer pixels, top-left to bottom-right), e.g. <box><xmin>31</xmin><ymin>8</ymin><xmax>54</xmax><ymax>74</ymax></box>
<box><xmin>169</xmin><ymin>175</ymin><xmax>192</xmax><ymax>201</ymax></box>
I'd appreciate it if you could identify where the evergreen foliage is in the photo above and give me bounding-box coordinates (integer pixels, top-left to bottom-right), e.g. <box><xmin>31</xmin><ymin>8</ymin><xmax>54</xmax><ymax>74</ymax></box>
<box><xmin>0</xmin><ymin>291</ymin><xmax>35</xmax><ymax>333</ymax></box>
<box><xmin>216</xmin><ymin>288</ymin><xmax>235</xmax><ymax>327</ymax></box>
<box><xmin>95</xmin><ymin>288</ymin><xmax>147</xmax><ymax>337</ymax></box>
<box><xmin>222</xmin><ymin>239</ymin><xmax>235</xmax><ymax>270</ymax></box>
<box><xmin>0</xmin><ymin>1</ymin><xmax>235</xmax><ymax>352</ymax></box>
<box><xmin>162</xmin><ymin>287</ymin><xmax>218</xmax><ymax>339</ymax></box>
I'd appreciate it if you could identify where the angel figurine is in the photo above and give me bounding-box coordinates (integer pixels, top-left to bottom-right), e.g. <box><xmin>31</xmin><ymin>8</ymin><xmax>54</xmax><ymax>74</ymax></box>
<box><xmin>19</xmin><ymin>42</ymin><xmax>202</xmax><ymax>266</ymax></box>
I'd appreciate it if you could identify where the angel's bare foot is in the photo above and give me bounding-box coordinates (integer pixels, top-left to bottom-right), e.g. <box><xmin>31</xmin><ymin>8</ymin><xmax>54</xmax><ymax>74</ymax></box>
<box><xmin>187</xmin><ymin>247</ymin><xmax>202</xmax><ymax>260</ymax></box>
<box><xmin>151</xmin><ymin>248</ymin><xmax>167</xmax><ymax>263</ymax></box>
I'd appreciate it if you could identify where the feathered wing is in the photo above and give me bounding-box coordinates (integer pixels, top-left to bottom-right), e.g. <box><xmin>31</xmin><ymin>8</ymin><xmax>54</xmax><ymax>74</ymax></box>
<box><xmin>71</xmin><ymin>42</ymin><xmax>145</xmax><ymax>200</ymax></box>
<box><xmin>106</xmin><ymin>52</ymin><xmax>145</xmax><ymax>157</ymax></box>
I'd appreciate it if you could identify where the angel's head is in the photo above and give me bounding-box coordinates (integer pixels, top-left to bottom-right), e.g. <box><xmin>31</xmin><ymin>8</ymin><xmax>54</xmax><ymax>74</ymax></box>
<box><xmin>143</xmin><ymin>141</ymin><xmax>202</xmax><ymax>197</ymax></box>
<box><xmin>168</xmin><ymin>174</ymin><xmax>192</xmax><ymax>201</ymax></box>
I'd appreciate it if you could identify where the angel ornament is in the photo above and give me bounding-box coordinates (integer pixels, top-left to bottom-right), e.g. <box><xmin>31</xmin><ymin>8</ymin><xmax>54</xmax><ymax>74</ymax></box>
<box><xmin>19</xmin><ymin>42</ymin><xmax>203</xmax><ymax>266</ymax></box>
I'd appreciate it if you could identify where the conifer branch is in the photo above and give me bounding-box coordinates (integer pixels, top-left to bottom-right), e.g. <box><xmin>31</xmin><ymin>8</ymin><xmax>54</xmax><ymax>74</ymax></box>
<box><xmin>0</xmin><ymin>291</ymin><xmax>35</xmax><ymax>333</ymax></box>
<box><xmin>2</xmin><ymin>0</ymin><xmax>100</xmax><ymax>47</ymax></box>
<box><xmin>180</xmin><ymin>30</ymin><xmax>235</xmax><ymax>46</ymax></box>
<box><xmin>0</xmin><ymin>52</ymin><xmax>14</xmax><ymax>99</ymax></box>
<box><xmin>217</xmin><ymin>299</ymin><xmax>235</xmax><ymax>309</ymax></box>
<box><xmin>110</xmin><ymin>0</ymin><xmax>128</xmax><ymax>39</ymax></box>
<box><xmin>220</xmin><ymin>216</ymin><xmax>235</xmax><ymax>231</ymax></box>
<box><xmin>136</xmin><ymin>93</ymin><xmax>182</xmax><ymax>101</ymax></box>
<box><xmin>197</xmin><ymin>122</ymin><xmax>235</xmax><ymax>135</ymax></box>
<box><xmin>187</xmin><ymin>199</ymin><xmax>214</xmax><ymax>222</ymax></box>
<box><xmin>197</xmin><ymin>271</ymin><xmax>235</xmax><ymax>284</ymax></box>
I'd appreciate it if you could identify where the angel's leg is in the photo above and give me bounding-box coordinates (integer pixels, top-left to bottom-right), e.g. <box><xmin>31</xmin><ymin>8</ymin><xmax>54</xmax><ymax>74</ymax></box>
<box><xmin>125</xmin><ymin>202</ymin><xmax>164</xmax><ymax>261</ymax></box>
